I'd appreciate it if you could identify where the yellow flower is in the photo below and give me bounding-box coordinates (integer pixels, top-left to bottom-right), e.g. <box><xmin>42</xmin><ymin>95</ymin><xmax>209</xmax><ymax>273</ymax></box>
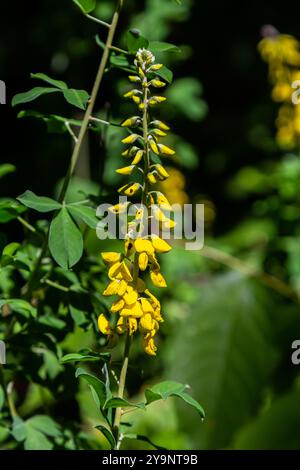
<box><xmin>108</xmin><ymin>261</ymin><xmax>133</xmax><ymax>282</ymax></box>
<box><xmin>128</xmin><ymin>75</ymin><xmax>141</xmax><ymax>83</ymax></box>
<box><xmin>147</xmin><ymin>172</ymin><xmax>158</xmax><ymax>184</ymax></box>
<box><xmin>150</xmin><ymin>270</ymin><xmax>167</xmax><ymax>288</ymax></box>
<box><xmin>138</xmin><ymin>252</ymin><xmax>148</xmax><ymax>271</ymax></box>
<box><xmin>131</xmin><ymin>149</ymin><xmax>144</xmax><ymax>165</ymax></box>
<box><xmin>120</xmin><ymin>301</ymin><xmax>143</xmax><ymax>318</ymax></box>
<box><xmin>123</xmin><ymin>286</ymin><xmax>138</xmax><ymax>305</ymax></box>
<box><xmin>118</xmin><ymin>182</ymin><xmax>141</xmax><ymax>196</ymax></box>
<box><xmin>98</xmin><ymin>314</ymin><xmax>112</xmax><ymax>335</ymax></box>
<box><xmin>109</xmin><ymin>202</ymin><xmax>130</xmax><ymax>214</ymax></box>
<box><xmin>149</xmin><ymin>63</ymin><xmax>163</xmax><ymax>71</ymax></box>
<box><xmin>134</xmin><ymin>238</ymin><xmax>155</xmax><ymax>255</ymax></box>
<box><xmin>155</xmin><ymin>164</ymin><xmax>169</xmax><ymax>179</ymax></box>
<box><xmin>110</xmin><ymin>298</ymin><xmax>125</xmax><ymax>312</ymax></box>
<box><xmin>143</xmin><ymin>333</ymin><xmax>157</xmax><ymax>356</ymax></box>
<box><xmin>151</xmin><ymin>120</ymin><xmax>170</xmax><ymax>131</ymax></box>
<box><xmin>121</xmin><ymin>116</ymin><xmax>141</xmax><ymax>127</ymax></box>
<box><xmin>101</xmin><ymin>252</ymin><xmax>121</xmax><ymax>264</ymax></box>
<box><xmin>151</xmin><ymin>235</ymin><xmax>171</xmax><ymax>253</ymax></box>
<box><xmin>122</xmin><ymin>134</ymin><xmax>139</xmax><ymax>144</ymax></box>
<box><xmin>151</xmin><ymin>79</ymin><xmax>166</xmax><ymax>88</ymax></box>
<box><xmin>103</xmin><ymin>279</ymin><xmax>127</xmax><ymax>296</ymax></box>
<box><xmin>140</xmin><ymin>313</ymin><xmax>155</xmax><ymax>331</ymax></box>
<box><xmin>116</xmin><ymin>165</ymin><xmax>135</xmax><ymax>175</ymax></box>
<box><xmin>158</xmin><ymin>144</ymin><xmax>175</xmax><ymax>156</ymax></box>
<box><xmin>149</xmin><ymin>96</ymin><xmax>167</xmax><ymax>106</ymax></box>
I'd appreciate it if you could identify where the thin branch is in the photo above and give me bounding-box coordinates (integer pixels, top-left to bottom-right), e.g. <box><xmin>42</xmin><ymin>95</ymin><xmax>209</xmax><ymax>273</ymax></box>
<box><xmin>86</xmin><ymin>14</ymin><xmax>111</xmax><ymax>28</ymax></box>
<box><xmin>65</xmin><ymin>121</ymin><xmax>78</xmax><ymax>143</ymax></box>
<box><xmin>109</xmin><ymin>45</ymin><xmax>129</xmax><ymax>54</ymax></box>
<box><xmin>201</xmin><ymin>244</ymin><xmax>300</xmax><ymax>303</ymax></box>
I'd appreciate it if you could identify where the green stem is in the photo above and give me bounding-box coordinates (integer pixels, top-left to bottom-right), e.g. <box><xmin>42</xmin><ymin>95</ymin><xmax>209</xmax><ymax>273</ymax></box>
<box><xmin>0</xmin><ymin>367</ymin><xmax>17</xmax><ymax>418</ymax></box>
<box><xmin>113</xmin><ymin>331</ymin><xmax>132</xmax><ymax>445</ymax></box>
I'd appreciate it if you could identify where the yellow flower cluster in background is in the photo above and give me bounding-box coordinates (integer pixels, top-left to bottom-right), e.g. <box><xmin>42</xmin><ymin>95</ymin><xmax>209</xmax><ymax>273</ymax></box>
<box><xmin>158</xmin><ymin>167</ymin><xmax>189</xmax><ymax>206</ymax></box>
<box><xmin>258</xmin><ymin>31</ymin><xmax>300</xmax><ymax>149</ymax></box>
<box><xmin>98</xmin><ymin>49</ymin><xmax>175</xmax><ymax>355</ymax></box>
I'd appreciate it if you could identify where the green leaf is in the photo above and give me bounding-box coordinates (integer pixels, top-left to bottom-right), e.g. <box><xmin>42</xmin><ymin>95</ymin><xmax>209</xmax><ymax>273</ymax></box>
<box><xmin>155</xmin><ymin>65</ymin><xmax>173</xmax><ymax>84</ymax></box>
<box><xmin>69</xmin><ymin>305</ymin><xmax>87</xmax><ymax>326</ymax></box>
<box><xmin>0</xmin><ymin>199</ymin><xmax>26</xmax><ymax>223</ymax></box>
<box><xmin>24</xmin><ymin>429</ymin><xmax>53</xmax><ymax>450</ymax></box>
<box><xmin>49</xmin><ymin>207</ymin><xmax>83</xmax><ymax>269</ymax></box>
<box><xmin>233</xmin><ymin>388</ymin><xmax>300</xmax><ymax>450</ymax></box>
<box><xmin>104</xmin><ymin>397</ymin><xmax>146</xmax><ymax>410</ymax></box>
<box><xmin>72</xmin><ymin>0</ymin><xmax>96</xmax><ymax>14</ymax></box>
<box><xmin>62</xmin><ymin>89</ymin><xmax>89</xmax><ymax>110</ymax></box>
<box><xmin>0</xmin><ymin>386</ymin><xmax>5</xmax><ymax>412</ymax></box>
<box><xmin>126</xmin><ymin>30</ymin><xmax>149</xmax><ymax>54</ymax></box>
<box><xmin>166</xmin><ymin>77</ymin><xmax>207</xmax><ymax>121</ymax></box>
<box><xmin>11</xmin><ymin>416</ymin><xmax>27</xmax><ymax>442</ymax></box>
<box><xmin>12</xmin><ymin>87</ymin><xmax>60</xmax><ymax>107</ymax></box>
<box><xmin>0</xmin><ymin>299</ymin><xmax>37</xmax><ymax>318</ymax></box>
<box><xmin>67</xmin><ymin>203</ymin><xmax>102</xmax><ymax>229</ymax></box>
<box><xmin>95</xmin><ymin>425</ymin><xmax>116</xmax><ymax>449</ymax></box>
<box><xmin>173</xmin><ymin>391</ymin><xmax>205</xmax><ymax>418</ymax></box>
<box><xmin>124</xmin><ymin>433</ymin><xmax>168</xmax><ymax>450</ymax></box>
<box><xmin>17</xmin><ymin>190</ymin><xmax>62</xmax><ymax>213</ymax></box>
<box><xmin>0</xmin><ymin>164</ymin><xmax>16</xmax><ymax>179</ymax></box>
<box><xmin>27</xmin><ymin>415</ymin><xmax>61</xmax><ymax>438</ymax></box>
<box><xmin>145</xmin><ymin>380</ymin><xmax>187</xmax><ymax>404</ymax></box>
<box><xmin>148</xmin><ymin>41</ymin><xmax>180</xmax><ymax>53</ymax></box>
<box><xmin>61</xmin><ymin>353</ymin><xmax>99</xmax><ymax>363</ymax></box>
<box><xmin>30</xmin><ymin>73</ymin><xmax>67</xmax><ymax>90</ymax></box>
<box><xmin>75</xmin><ymin>368</ymin><xmax>107</xmax><ymax>408</ymax></box>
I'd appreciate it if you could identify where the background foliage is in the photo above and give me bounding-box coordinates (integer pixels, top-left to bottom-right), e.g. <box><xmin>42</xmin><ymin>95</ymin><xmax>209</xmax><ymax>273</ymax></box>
<box><xmin>1</xmin><ymin>0</ymin><xmax>300</xmax><ymax>450</ymax></box>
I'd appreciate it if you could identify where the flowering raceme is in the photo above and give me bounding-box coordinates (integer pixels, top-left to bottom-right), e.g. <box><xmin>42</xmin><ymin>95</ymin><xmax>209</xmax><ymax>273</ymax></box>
<box><xmin>98</xmin><ymin>48</ymin><xmax>175</xmax><ymax>356</ymax></box>
<box><xmin>258</xmin><ymin>32</ymin><xmax>300</xmax><ymax>149</ymax></box>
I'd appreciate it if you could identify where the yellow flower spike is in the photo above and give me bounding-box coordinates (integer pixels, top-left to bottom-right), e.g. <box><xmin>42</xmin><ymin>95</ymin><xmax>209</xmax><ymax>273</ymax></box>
<box><xmin>151</xmin><ymin>235</ymin><xmax>172</xmax><ymax>253</ymax></box>
<box><xmin>151</xmin><ymin>120</ymin><xmax>170</xmax><ymax>131</ymax></box>
<box><xmin>110</xmin><ymin>298</ymin><xmax>125</xmax><ymax>313</ymax></box>
<box><xmin>138</xmin><ymin>252</ymin><xmax>149</xmax><ymax>271</ymax></box>
<box><xmin>151</xmin><ymin>79</ymin><xmax>166</xmax><ymax>88</ymax></box>
<box><xmin>150</xmin><ymin>270</ymin><xmax>167</xmax><ymax>288</ymax></box>
<box><xmin>148</xmin><ymin>137</ymin><xmax>160</xmax><ymax>154</ymax></box>
<box><xmin>115</xmin><ymin>165</ymin><xmax>135</xmax><ymax>175</ymax></box>
<box><xmin>98</xmin><ymin>314</ymin><xmax>112</xmax><ymax>335</ymax></box>
<box><xmin>118</xmin><ymin>182</ymin><xmax>141</xmax><ymax>196</ymax></box>
<box><xmin>128</xmin><ymin>75</ymin><xmax>141</xmax><ymax>83</ymax></box>
<box><xmin>155</xmin><ymin>164</ymin><xmax>169</xmax><ymax>179</ymax></box>
<box><xmin>123</xmin><ymin>286</ymin><xmax>138</xmax><ymax>305</ymax></box>
<box><xmin>143</xmin><ymin>334</ymin><xmax>157</xmax><ymax>356</ymax></box>
<box><xmin>158</xmin><ymin>143</ymin><xmax>175</xmax><ymax>156</ymax></box>
<box><xmin>121</xmin><ymin>134</ymin><xmax>139</xmax><ymax>145</ymax></box>
<box><xmin>131</xmin><ymin>149</ymin><xmax>144</xmax><ymax>165</ymax></box>
<box><xmin>149</xmin><ymin>96</ymin><xmax>167</xmax><ymax>106</ymax></box>
<box><xmin>134</xmin><ymin>238</ymin><xmax>155</xmax><ymax>255</ymax></box>
<box><xmin>147</xmin><ymin>172</ymin><xmax>158</xmax><ymax>184</ymax></box>
<box><xmin>101</xmin><ymin>252</ymin><xmax>121</xmax><ymax>264</ymax></box>
<box><xmin>140</xmin><ymin>313</ymin><xmax>155</xmax><ymax>331</ymax></box>
<box><xmin>121</xmin><ymin>116</ymin><xmax>141</xmax><ymax>127</ymax></box>
<box><xmin>140</xmin><ymin>297</ymin><xmax>154</xmax><ymax>313</ymax></box>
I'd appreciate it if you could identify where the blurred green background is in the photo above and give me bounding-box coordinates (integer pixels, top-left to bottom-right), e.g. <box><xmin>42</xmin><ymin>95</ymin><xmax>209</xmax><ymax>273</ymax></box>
<box><xmin>2</xmin><ymin>0</ymin><xmax>300</xmax><ymax>450</ymax></box>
